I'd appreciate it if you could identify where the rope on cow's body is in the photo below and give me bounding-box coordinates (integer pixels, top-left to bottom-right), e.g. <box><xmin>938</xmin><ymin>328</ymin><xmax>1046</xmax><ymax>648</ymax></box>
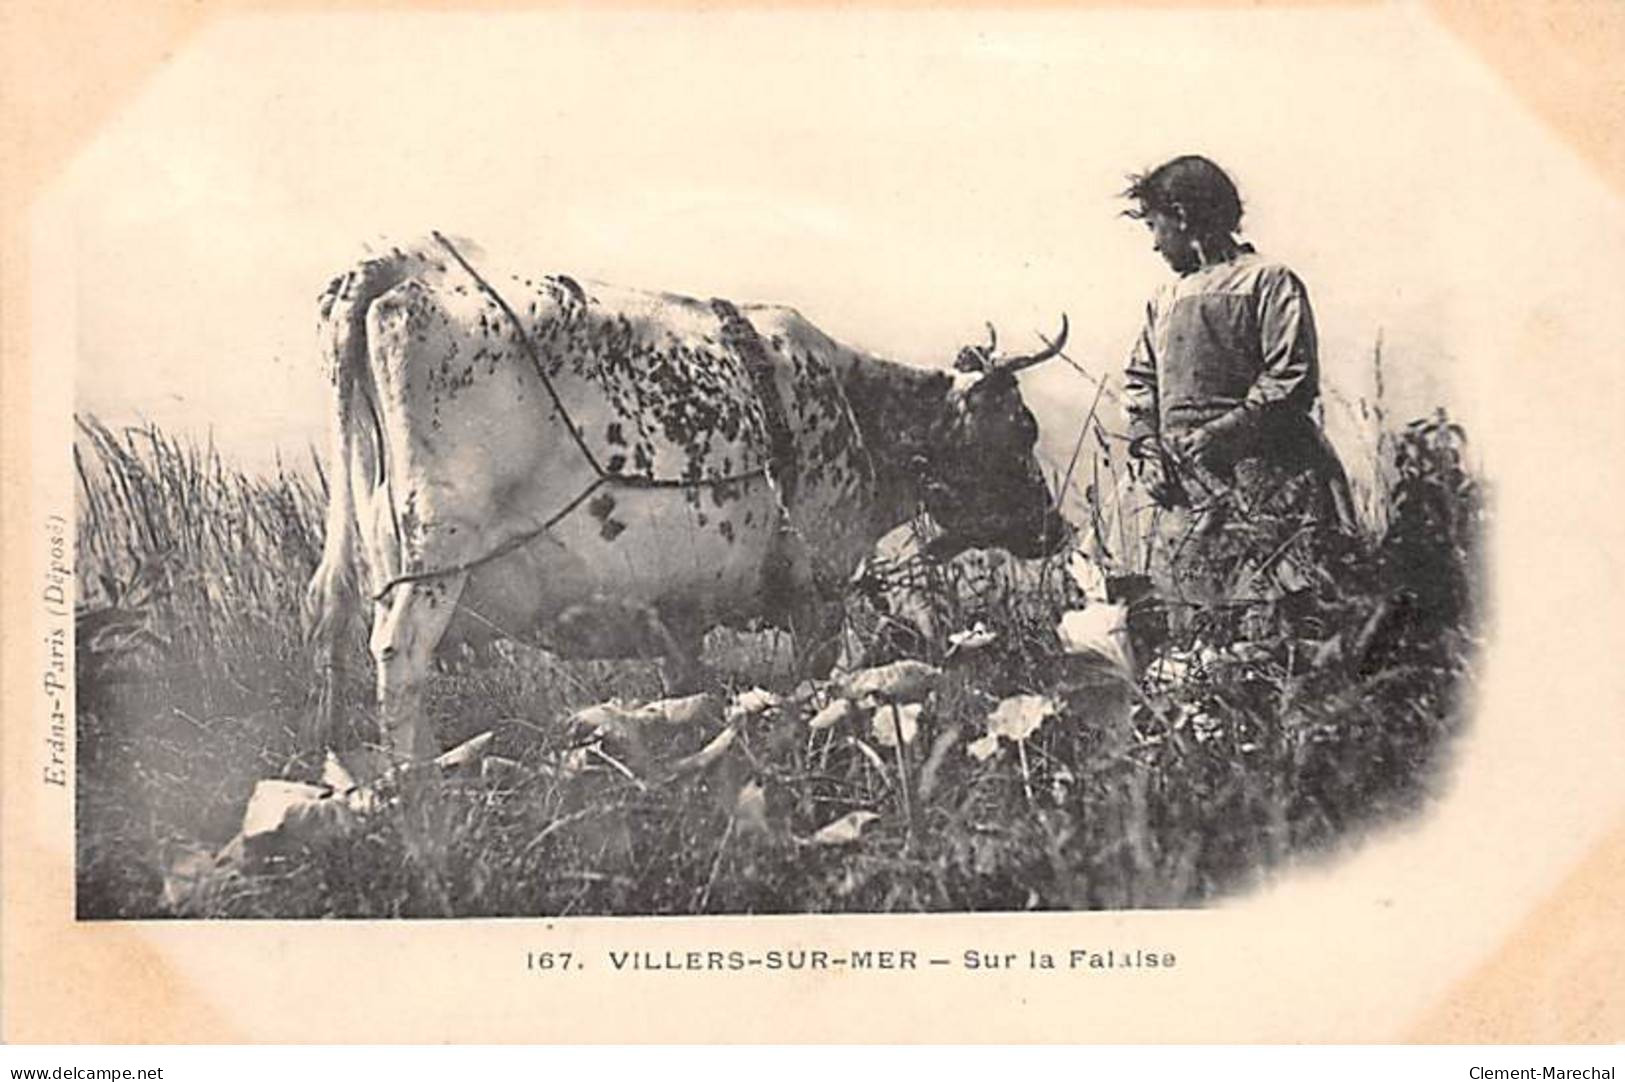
<box><xmin>368</xmin><ymin>475</ymin><xmax>608</xmax><ymax>601</ymax></box>
<box><xmin>432</xmin><ymin>230</ymin><xmax>607</xmax><ymax>479</ymax></box>
<box><xmin>364</xmin><ymin>233</ymin><xmax>781</xmax><ymax>604</ymax></box>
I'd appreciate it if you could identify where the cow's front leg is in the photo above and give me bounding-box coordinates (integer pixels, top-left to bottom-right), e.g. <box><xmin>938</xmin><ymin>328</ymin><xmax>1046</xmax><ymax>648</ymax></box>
<box><xmin>370</xmin><ymin>572</ymin><xmax>467</xmax><ymax>764</ymax></box>
<box><xmin>653</xmin><ymin>599</ymin><xmax>709</xmax><ymax>694</ymax></box>
<box><xmin>789</xmin><ymin>595</ymin><xmax>848</xmax><ymax>680</ymax></box>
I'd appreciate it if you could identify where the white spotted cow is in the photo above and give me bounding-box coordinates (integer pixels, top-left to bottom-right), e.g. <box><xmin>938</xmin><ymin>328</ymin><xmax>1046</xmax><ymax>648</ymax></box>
<box><xmin>304</xmin><ymin>236</ymin><xmax>1069</xmax><ymax>761</ymax></box>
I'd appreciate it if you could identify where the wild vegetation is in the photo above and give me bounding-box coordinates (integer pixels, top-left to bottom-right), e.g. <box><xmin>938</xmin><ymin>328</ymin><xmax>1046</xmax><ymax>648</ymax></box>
<box><xmin>73</xmin><ymin>394</ymin><xmax>1483</xmax><ymax>918</ymax></box>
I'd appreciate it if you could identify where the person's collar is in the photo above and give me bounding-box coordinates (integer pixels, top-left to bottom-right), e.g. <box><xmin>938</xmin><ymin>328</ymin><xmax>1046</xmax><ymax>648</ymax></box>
<box><xmin>1180</xmin><ymin>240</ymin><xmax>1255</xmax><ymax>276</ymax></box>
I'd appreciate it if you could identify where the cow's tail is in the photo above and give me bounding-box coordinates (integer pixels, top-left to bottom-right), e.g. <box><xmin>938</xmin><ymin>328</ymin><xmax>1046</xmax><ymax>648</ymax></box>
<box><xmin>302</xmin><ymin>252</ymin><xmax>427</xmax><ymax>744</ymax></box>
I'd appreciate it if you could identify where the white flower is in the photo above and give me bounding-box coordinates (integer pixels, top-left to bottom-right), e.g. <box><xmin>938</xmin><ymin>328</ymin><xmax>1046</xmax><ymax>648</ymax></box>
<box><xmin>870</xmin><ymin>702</ymin><xmax>923</xmax><ymax>747</ymax></box>
<box><xmin>810</xmin><ymin>810</ymin><xmax>881</xmax><ymax>846</ymax></box>
<box><xmin>726</xmin><ymin>686</ymin><xmax>782</xmax><ymax>723</ymax></box>
<box><xmin>946</xmin><ymin>623</ymin><xmax>998</xmax><ymax>657</ymax></box>
<box><xmin>966</xmin><ymin>694</ymin><xmax>1058</xmax><ymax>761</ymax></box>
<box><xmin>839</xmin><ymin>660</ymin><xmax>940</xmax><ymax>702</ymax></box>
<box><xmin>808</xmin><ymin>697</ymin><xmax>856</xmax><ymax>731</ymax></box>
<box><xmin>1056</xmin><ymin>605</ymin><xmax>1136</xmax><ymax>677</ymax></box>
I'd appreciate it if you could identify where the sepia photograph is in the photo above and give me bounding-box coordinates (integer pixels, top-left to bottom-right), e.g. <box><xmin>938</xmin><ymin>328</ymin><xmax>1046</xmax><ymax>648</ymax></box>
<box><xmin>66</xmin><ymin>8</ymin><xmax>1489</xmax><ymax>922</ymax></box>
<box><xmin>5</xmin><ymin>0</ymin><xmax>1623</xmax><ymax>1044</ymax></box>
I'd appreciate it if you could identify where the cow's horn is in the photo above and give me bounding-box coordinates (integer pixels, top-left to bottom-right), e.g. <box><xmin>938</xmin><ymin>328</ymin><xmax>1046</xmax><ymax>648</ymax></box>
<box><xmin>999</xmin><ymin>314</ymin><xmax>1069</xmax><ymax>373</ymax></box>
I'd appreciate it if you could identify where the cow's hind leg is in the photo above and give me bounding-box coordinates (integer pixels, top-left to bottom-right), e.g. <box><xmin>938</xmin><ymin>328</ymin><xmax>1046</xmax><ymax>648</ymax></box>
<box><xmin>370</xmin><ymin>572</ymin><xmax>467</xmax><ymax>765</ymax></box>
<box><xmin>307</xmin><ymin>588</ymin><xmax>353</xmax><ymax>751</ymax></box>
<box><xmin>304</xmin><ymin>507</ymin><xmax>369</xmax><ymax>754</ymax></box>
<box><xmin>304</xmin><ymin>263</ymin><xmax>400</xmax><ymax>753</ymax></box>
<box><xmin>305</xmin><ymin>502</ymin><xmax>369</xmax><ymax>751</ymax></box>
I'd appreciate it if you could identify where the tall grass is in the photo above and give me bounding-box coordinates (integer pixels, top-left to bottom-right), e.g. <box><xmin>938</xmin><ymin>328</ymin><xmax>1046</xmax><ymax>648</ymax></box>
<box><xmin>74</xmin><ymin>417</ymin><xmax>329</xmax><ymax>914</ymax></box>
<box><xmin>75</xmin><ymin>417</ymin><xmax>324</xmax><ymax>698</ymax></box>
<box><xmin>73</xmin><ymin>394</ymin><xmax>1482</xmax><ymax>918</ymax></box>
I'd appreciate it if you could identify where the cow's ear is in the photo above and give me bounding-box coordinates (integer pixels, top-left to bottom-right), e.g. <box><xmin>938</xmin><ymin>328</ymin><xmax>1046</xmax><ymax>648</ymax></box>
<box><xmin>954</xmin><ymin>322</ymin><xmax>999</xmax><ymax>373</ymax></box>
<box><xmin>953</xmin><ymin>346</ymin><xmax>988</xmax><ymax>373</ymax></box>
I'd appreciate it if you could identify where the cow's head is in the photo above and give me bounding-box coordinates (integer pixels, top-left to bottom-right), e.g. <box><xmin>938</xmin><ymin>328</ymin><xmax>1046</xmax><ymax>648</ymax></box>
<box><xmin>922</xmin><ymin>315</ymin><xmax>1071</xmax><ymax>560</ymax></box>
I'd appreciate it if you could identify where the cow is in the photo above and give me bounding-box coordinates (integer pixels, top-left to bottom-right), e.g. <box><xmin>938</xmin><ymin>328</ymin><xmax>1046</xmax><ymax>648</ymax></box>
<box><xmin>304</xmin><ymin>234</ymin><xmax>1069</xmax><ymax>763</ymax></box>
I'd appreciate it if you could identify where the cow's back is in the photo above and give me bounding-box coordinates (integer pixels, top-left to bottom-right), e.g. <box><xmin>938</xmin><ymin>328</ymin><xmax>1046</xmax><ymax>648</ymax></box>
<box><xmin>342</xmin><ymin>258</ymin><xmax>892</xmax><ymax>653</ymax></box>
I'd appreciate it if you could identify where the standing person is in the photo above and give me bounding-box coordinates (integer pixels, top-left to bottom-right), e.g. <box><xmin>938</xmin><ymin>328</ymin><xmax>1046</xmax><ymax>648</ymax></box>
<box><xmin>1117</xmin><ymin>155</ymin><xmax>1353</xmax><ymax>611</ymax></box>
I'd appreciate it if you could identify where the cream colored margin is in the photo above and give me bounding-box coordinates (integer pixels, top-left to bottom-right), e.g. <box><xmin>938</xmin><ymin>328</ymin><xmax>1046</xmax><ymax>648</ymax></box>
<box><xmin>2</xmin><ymin>0</ymin><xmax>1621</xmax><ymax>1045</ymax></box>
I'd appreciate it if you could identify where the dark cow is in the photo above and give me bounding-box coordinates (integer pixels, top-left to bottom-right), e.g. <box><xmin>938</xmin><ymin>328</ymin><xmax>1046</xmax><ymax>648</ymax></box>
<box><xmin>304</xmin><ymin>235</ymin><xmax>1068</xmax><ymax>761</ymax></box>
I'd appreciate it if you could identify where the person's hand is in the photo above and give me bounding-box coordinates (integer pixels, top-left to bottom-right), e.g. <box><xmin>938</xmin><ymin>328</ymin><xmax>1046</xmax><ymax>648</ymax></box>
<box><xmin>1128</xmin><ymin>441</ymin><xmax>1164</xmax><ymax>487</ymax></box>
<box><xmin>1166</xmin><ymin>425</ymin><xmax>1235</xmax><ymax>501</ymax></box>
<box><xmin>1130</xmin><ymin>448</ymin><xmax>1181</xmax><ymax>508</ymax></box>
<box><xmin>1169</xmin><ymin>425</ymin><xmax>1218</xmax><ymax>468</ymax></box>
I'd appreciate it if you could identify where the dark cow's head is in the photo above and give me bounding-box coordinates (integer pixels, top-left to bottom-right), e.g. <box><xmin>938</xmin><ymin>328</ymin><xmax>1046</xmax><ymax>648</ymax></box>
<box><xmin>922</xmin><ymin>315</ymin><xmax>1071</xmax><ymax>561</ymax></box>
